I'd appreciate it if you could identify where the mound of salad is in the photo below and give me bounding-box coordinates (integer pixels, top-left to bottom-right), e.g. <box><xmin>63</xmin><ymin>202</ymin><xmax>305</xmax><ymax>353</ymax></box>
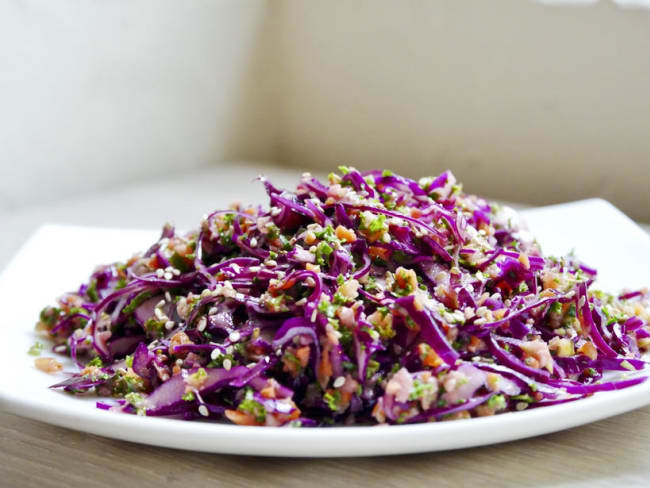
<box><xmin>33</xmin><ymin>167</ymin><xmax>650</xmax><ymax>426</ymax></box>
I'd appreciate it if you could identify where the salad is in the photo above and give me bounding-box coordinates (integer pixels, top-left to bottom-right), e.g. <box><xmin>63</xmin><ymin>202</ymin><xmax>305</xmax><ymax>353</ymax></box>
<box><xmin>34</xmin><ymin>167</ymin><xmax>650</xmax><ymax>426</ymax></box>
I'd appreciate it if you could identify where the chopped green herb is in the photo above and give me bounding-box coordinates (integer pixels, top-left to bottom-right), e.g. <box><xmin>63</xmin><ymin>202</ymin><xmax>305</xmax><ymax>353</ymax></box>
<box><xmin>238</xmin><ymin>389</ymin><xmax>266</xmax><ymax>423</ymax></box>
<box><xmin>486</xmin><ymin>394</ymin><xmax>507</xmax><ymax>411</ymax></box>
<box><xmin>323</xmin><ymin>390</ymin><xmax>342</xmax><ymax>411</ymax></box>
<box><xmin>315</xmin><ymin>241</ymin><xmax>333</xmax><ymax>266</ymax></box>
<box><xmin>28</xmin><ymin>341</ymin><xmax>43</xmax><ymax>356</ymax></box>
<box><xmin>366</xmin><ymin>359</ymin><xmax>380</xmax><ymax>379</ymax></box>
<box><xmin>114</xmin><ymin>277</ymin><xmax>128</xmax><ymax>290</ymax></box>
<box><xmin>169</xmin><ymin>251</ymin><xmax>192</xmax><ymax>272</ymax></box>
<box><xmin>368</xmin><ymin>214</ymin><xmax>387</xmax><ymax>234</ymax></box>
<box><xmin>122</xmin><ymin>290</ymin><xmax>157</xmax><ymax>316</ymax></box>
<box><xmin>86</xmin><ymin>356</ymin><xmax>103</xmax><ymax>368</ymax></box>
<box><xmin>86</xmin><ymin>279</ymin><xmax>99</xmax><ymax>303</ymax></box>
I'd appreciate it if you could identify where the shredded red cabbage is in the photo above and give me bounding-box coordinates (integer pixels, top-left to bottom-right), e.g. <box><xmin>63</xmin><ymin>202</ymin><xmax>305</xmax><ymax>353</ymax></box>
<box><xmin>35</xmin><ymin>167</ymin><xmax>650</xmax><ymax>426</ymax></box>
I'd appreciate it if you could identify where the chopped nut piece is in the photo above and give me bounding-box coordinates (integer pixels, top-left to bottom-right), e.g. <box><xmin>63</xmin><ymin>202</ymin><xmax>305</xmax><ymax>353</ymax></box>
<box><xmin>169</xmin><ymin>331</ymin><xmax>193</xmax><ymax>356</ymax></box>
<box><xmin>578</xmin><ymin>341</ymin><xmax>598</xmax><ymax>360</ymax></box>
<box><xmin>338</xmin><ymin>279</ymin><xmax>360</xmax><ymax>300</ymax></box>
<box><xmin>335</xmin><ymin>225</ymin><xmax>357</xmax><ymax>243</ymax></box>
<box><xmin>549</xmin><ymin>337</ymin><xmax>575</xmax><ymax>358</ymax></box>
<box><xmin>34</xmin><ymin>357</ymin><xmax>63</xmax><ymax>373</ymax></box>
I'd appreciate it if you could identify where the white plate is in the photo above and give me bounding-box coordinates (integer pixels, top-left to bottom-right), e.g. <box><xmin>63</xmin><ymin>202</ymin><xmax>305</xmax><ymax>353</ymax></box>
<box><xmin>1</xmin><ymin>199</ymin><xmax>649</xmax><ymax>457</ymax></box>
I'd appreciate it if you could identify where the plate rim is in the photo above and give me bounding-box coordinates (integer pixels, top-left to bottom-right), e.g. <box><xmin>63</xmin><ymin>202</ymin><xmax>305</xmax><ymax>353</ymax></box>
<box><xmin>1</xmin><ymin>199</ymin><xmax>649</xmax><ymax>457</ymax></box>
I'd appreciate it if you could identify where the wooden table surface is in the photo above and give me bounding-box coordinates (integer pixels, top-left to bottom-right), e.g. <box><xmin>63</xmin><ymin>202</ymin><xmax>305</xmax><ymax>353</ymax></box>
<box><xmin>2</xmin><ymin>164</ymin><xmax>649</xmax><ymax>487</ymax></box>
<box><xmin>1</xmin><ymin>405</ymin><xmax>650</xmax><ymax>488</ymax></box>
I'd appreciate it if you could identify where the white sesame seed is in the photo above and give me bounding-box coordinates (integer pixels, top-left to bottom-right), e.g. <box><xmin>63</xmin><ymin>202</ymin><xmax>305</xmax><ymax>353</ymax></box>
<box><xmin>154</xmin><ymin>308</ymin><xmax>165</xmax><ymax>321</ymax></box>
<box><xmin>197</xmin><ymin>316</ymin><xmax>207</xmax><ymax>332</ymax></box>
<box><xmin>163</xmin><ymin>272</ymin><xmax>173</xmax><ymax>280</ymax></box>
<box><xmin>223</xmin><ymin>359</ymin><xmax>232</xmax><ymax>371</ymax></box>
<box><xmin>250</xmin><ymin>238</ymin><xmax>258</xmax><ymax>247</ymax></box>
<box><xmin>310</xmin><ymin>309</ymin><xmax>318</xmax><ymax>322</ymax></box>
<box><xmin>208</xmin><ymin>307</ymin><xmax>218</xmax><ymax>315</ymax></box>
<box><xmin>271</xmin><ymin>207</ymin><xmax>281</xmax><ymax>216</ymax></box>
<box><xmin>453</xmin><ymin>310</ymin><xmax>466</xmax><ymax>322</ymax></box>
<box><xmin>229</xmin><ymin>331</ymin><xmax>241</xmax><ymax>342</ymax></box>
<box><xmin>225</xmin><ymin>346</ymin><xmax>234</xmax><ymax>355</ymax></box>
<box><xmin>165</xmin><ymin>266</ymin><xmax>173</xmax><ymax>272</ymax></box>
<box><xmin>210</xmin><ymin>348</ymin><xmax>221</xmax><ymax>361</ymax></box>
<box><xmin>165</xmin><ymin>291</ymin><xmax>172</xmax><ymax>302</ymax></box>
<box><xmin>155</xmin><ymin>268</ymin><xmax>164</xmax><ymax>278</ymax></box>
<box><xmin>54</xmin><ymin>345</ymin><xmax>67</xmax><ymax>353</ymax></box>
<box><xmin>201</xmin><ymin>289</ymin><xmax>211</xmax><ymax>298</ymax></box>
<box><xmin>198</xmin><ymin>405</ymin><xmax>209</xmax><ymax>417</ymax></box>
<box><xmin>165</xmin><ymin>320</ymin><xmax>175</xmax><ymax>330</ymax></box>
<box><xmin>156</xmin><ymin>299</ymin><xmax>166</xmax><ymax>308</ymax></box>
<box><xmin>295</xmin><ymin>298</ymin><xmax>307</xmax><ymax>306</ymax></box>
<box><xmin>333</xmin><ymin>376</ymin><xmax>346</xmax><ymax>388</ymax></box>
<box><xmin>249</xmin><ymin>266</ymin><xmax>261</xmax><ymax>272</ymax></box>
<box><xmin>172</xmin><ymin>268</ymin><xmax>181</xmax><ymax>276</ymax></box>
<box><xmin>265</xmin><ymin>259</ymin><xmax>277</xmax><ymax>267</ymax></box>
<box><xmin>175</xmin><ymin>358</ymin><xmax>183</xmax><ymax>366</ymax></box>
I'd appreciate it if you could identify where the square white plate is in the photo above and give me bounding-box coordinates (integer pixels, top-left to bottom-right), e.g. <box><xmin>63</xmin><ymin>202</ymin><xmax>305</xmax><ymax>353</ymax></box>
<box><xmin>0</xmin><ymin>199</ymin><xmax>649</xmax><ymax>457</ymax></box>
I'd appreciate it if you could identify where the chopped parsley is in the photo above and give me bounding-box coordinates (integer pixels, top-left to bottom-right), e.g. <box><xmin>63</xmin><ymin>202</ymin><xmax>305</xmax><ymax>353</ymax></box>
<box><xmin>28</xmin><ymin>341</ymin><xmax>43</xmax><ymax>356</ymax></box>
<box><xmin>238</xmin><ymin>388</ymin><xmax>266</xmax><ymax>423</ymax></box>
<box><xmin>323</xmin><ymin>390</ymin><xmax>342</xmax><ymax>411</ymax></box>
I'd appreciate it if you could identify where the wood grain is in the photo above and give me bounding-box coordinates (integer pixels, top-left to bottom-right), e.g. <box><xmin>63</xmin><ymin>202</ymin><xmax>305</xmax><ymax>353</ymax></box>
<box><xmin>2</xmin><ymin>406</ymin><xmax>650</xmax><ymax>488</ymax></box>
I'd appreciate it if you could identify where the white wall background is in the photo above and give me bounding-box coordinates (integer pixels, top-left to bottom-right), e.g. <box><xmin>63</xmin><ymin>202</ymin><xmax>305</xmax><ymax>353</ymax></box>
<box><xmin>0</xmin><ymin>0</ymin><xmax>279</xmax><ymax>212</ymax></box>
<box><xmin>274</xmin><ymin>0</ymin><xmax>650</xmax><ymax>221</ymax></box>
<box><xmin>2</xmin><ymin>0</ymin><xmax>650</xmax><ymax>220</ymax></box>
